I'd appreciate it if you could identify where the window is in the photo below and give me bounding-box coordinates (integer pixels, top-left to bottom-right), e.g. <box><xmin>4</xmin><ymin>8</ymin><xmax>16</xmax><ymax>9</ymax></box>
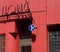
<box><xmin>0</xmin><ymin>34</ymin><xmax>5</xmax><ymax>52</ymax></box>
<box><xmin>20</xmin><ymin>39</ymin><xmax>31</xmax><ymax>52</ymax></box>
<box><xmin>21</xmin><ymin>46</ymin><xmax>31</xmax><ymax>52</ymax></box>
<box><xmin>48</xmin><ymin>25</ymin><xmax>60</xmax><ymax>52</ymax></box>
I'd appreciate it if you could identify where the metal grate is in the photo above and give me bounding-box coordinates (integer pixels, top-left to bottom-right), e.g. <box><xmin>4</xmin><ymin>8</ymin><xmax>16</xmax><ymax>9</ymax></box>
<box><xmin>49</xmin><ymin>31</ymin><xmax>60</xmax><ymax>52</ymax></box>
<box><xmin>0</xmin><ymin>35</ymin><xmax>5</xmax><ymax>52</ymax></box>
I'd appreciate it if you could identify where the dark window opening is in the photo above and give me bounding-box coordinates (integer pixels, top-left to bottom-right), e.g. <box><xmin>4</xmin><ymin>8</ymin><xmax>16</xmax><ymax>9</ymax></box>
<box><xmin>0</xmin><ymin>34</ymin><xmax>5</xmax><ymax>52</ymax></box>
<box><xmin>16</xmin><ymin>18</ymin><xmax>32</xmax><ymax>39</ymax></box>
<box><xmin>21</xmin><ymin>46</ymin><xmax>31</xmax><ymax>52</ymax></box>
<box><xmin>48</xmin><ymin>24</ymin><xmax>60</xmax><ymax>52</ymax></box>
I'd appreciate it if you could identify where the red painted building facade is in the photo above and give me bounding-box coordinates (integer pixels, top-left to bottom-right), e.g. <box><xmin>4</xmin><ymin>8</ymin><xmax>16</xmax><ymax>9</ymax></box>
<box><xmin>0</xmin><ymin>0</ymin><xmax>60</xmax><ymax>52</ymax></box>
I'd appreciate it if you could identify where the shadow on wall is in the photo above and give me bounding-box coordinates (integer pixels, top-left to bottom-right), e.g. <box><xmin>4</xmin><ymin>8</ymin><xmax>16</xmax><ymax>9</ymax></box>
<box><xmin>15</xmin><ymin>18</ymin><xmax>32</xmax><ymax>39</ymax></box>
<box><xmin>10</xmin><ymin>33</ymin><xmax>36</xmax><ymax>42</ymax></box>
<box><xmin>32</xmin><ymin>34</ymin><xmax>36</xmax><ymax>42</ymax></box>
<box><xmin>10</xmin><ymin>18</ymin><xmax>36</xmax><ymax>42</ymax></box>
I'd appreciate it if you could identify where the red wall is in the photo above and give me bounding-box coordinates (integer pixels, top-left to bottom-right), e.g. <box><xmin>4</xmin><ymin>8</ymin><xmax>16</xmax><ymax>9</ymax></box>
<box><xmin>47</xmin><ymin>0</ymin><xmax>60</xmax><ymax>25</ymax></box>
<box><xmin>0</xmin><ymin>0</ymin><xmax>60</xmax><ymax>52</ymax></box>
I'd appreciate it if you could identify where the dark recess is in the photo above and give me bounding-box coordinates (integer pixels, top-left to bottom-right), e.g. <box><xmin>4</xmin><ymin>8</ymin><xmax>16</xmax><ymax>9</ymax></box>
<box><xmin>15</xmin><ymin>18</ymin><xmax>32</xmax><ymax>39</ymax></box>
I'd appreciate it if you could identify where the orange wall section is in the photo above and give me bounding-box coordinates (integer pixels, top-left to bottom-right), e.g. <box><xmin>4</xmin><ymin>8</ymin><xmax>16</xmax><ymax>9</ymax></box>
<box><xmin>5</xmin><ymin>21</ymin><xmax>20</xmax><ymax>52</ymax></box>
<box><xmin>5</xmin><ymin>22</ymin><xmax>16</xmax><ymax>33</ymax></box>
<box><xmin>0</xmin><ymin>0</ymin><xmax>46</xmax><ymax>15</ymax></box>
<box><xmin>47</xmin><ymin>0</ymin><xmax>60</xmax><ymax>25</ymax></box>
<box><xmin>0</xmin><ymin>0</ymin><xmax>60</xmax><ymax>52</ymax></box>
<box><xmin>5</xmin><ymin>33</ymin><xmax>20</xmax><ymax>52</ymax></box>
<box><xmin>32</xmin><ymin>12</ymin><xmax>47</xmax><ymax>52</ymax></box>
<box><xmin>0</xmin><ymin>23</ymin><xmax>5</xmax><ymax>34</ymax></box>
<box><xmin>0</xmin><ymin>0</ymin><xmax>60</xmax><ymax>25</ymax></box>
<box><xmin>0</xmin><ymin>0</ymin><xmax>47</xmax><ymax>52</ymax></box>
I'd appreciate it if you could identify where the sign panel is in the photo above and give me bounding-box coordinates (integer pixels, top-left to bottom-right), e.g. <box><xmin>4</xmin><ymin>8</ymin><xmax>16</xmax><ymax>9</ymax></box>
<box><xmin>28</xmin><ymin>24</ymin><xmax>35</xmax><ymax>32</ymax></box>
